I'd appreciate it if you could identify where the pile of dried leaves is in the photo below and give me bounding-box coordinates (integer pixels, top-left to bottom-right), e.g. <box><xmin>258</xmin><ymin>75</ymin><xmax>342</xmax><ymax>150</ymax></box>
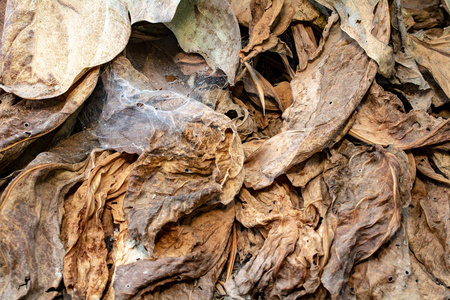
<box><xmin>0</xmin><ymin>0</ymin><xmax>449</xmax><ymax>299</ymax></box>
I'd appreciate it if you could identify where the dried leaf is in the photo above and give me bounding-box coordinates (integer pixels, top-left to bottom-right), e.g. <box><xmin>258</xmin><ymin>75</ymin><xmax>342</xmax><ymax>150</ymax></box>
<box><xmin>244</xmin><ymin>16</ymin><xmax>379</xmax><ymax>189</ymax></box>
<box><xmin>242</xmin><ymin>67</ymin><xmax>281</xmax><ymax>111</ymax></box>
<box><xmin>165</xmin><ymin>0</ymin><xmax>241</xmax><ymax>84</ymax></box>
<box><xmin>0</xmin><ymin>147</ymin><xmax>92</xmax><ymax>299</ymax></box>
<box><xmin>98</xmin><ymin>55</ymin><xmax>244</xmax><ymax>256</ymax></box>
<box><xmin>406</xmin><ymin>27</ymin><xmax>450</xmax><ymax>98</ymax></box>
<box><xmin>415</xmin><ymin>153</ymin><xmax>450</xmax><ymax>185</ymax></box>
<box><xmin>0</xmin><ymin>67</ymin><xmax>99</xmax><ymax>170</ymax></box>
<box><xmin>321</xmin><ymin>141</ymin><xmax>411</xmax><ymax>299</ymax></box>
<box><xmin>401</xmin><ymin>0</ymin><xmax>446</xmax><ymax>30</ymax></box>
<box><xmin>273</xmin><ymin>81</ymin><xmax>293</xmax><ymax>111</ymax></box>
<box><xmin>61</xmin><ymin>152</ymin><xmax>135</xmax><ymax>299</ymax></box>
<box><xmin>229</xmin><ymin>0</ymin><xmax>252</xmax><ymax>27</ymax></box>
<box><xmin>317</xmin><ymin>0</ymin><xmax>394</xmax><ymax>77</ymax></box>
<box><xmin>291</xmin><ymin>0</ymin><xmax>327</xmax><ymax>27</ymax></box>
<box><xmin>286</xmin><ymin>152</ymin><xmax>327</xmax><ymax>188</ymax></box>
<box><xmin>226</xmin><ymin>182</ymin><xmax>327</xmax><ymax>299</ymax></box>
<box><xmin>346</xmin><ymin>227</ymin><xmax>425</xmax><ymax>299</ymax></box>
<box><xmin>349</xmin><ymin>82</ymin><xmax>450</xmax><ymax>149</ymax></box>
<box><xmin>407</xmin><ymin>174</ymin><xmax>450</xmax><ymax>287</ymax></box>
<box><xmin>240</xmin><ymin>0</ymin><xmax>295</xmax><ymax>61</ymax></box>
<box><xmin>291</xmin><ymin>23</ymin><xmax>318</xmax><ymax>71</ymax></box>
<box><xmin>389</xmin><ymin>50</ymin><xmax>433</xmax><ymax>111</ymax></box>
<box><xmin>428</xmin><ymin>149</ymin><xmax>450</xmax><ymax>179</ymax></box>
<box><xmin>127</xmin><ymin>0</ymin><xmax>181</xmax><ymax>23</ymax></box>
<box><xmin>0</xmin><ymin>0</ymin><xmax>130</xmax><ymax>99</ymax></box>
<box><xmin>113</xmin><ymin>204</ymin><xmax>235</xmax><ymax>299</ymax></box>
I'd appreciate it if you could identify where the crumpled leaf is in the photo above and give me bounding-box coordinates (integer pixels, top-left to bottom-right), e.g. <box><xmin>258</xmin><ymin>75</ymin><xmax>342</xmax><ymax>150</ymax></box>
<box><xmin>0</xmin><ymin>67</ymin><xmax>99</xmax><ymax>170</ymax></box>
<box><xmin>389</xmin><ymin>50</ymin><xmax>433</xmax><ymax>111</ymax></box>
<box><xmin>127</xmin><ymin>0</ymin><xmax>181</xmax><ymax>23</ymax></box>
<box><xmin>415</xmin><ymin>153</ymin><xmax>450</xmax><ymax>185</ymax></box>
<box><xmin>410</xmin><ymin>249</ymin><xmax>450</xmax><ymax>299</ymax></box>
<box><xmin>317</xmin><ymin>0</ymin><xmax>394</xmax><ymax>77</ymax></box>
<box><xmin>113</xmin><ymin>204</ymin><xmax>235</xmax><ymax>299</ymax></box>
<box><xmin>225</xmin><ymin>180</ymin><xmax>328</xmax><ymax>299</ymax></box>
<box><xmin>286</xmin><ymin>152</ymin><xmax>327</xmax><ymax>188</ymax></box>
<box><xmin>61</xmin><ymin>151</ymin><xmax>136</xmax><ymax>299</ymax></box>
<box><xmin>346</xmin><ymin>227</ymin><xmax>423</xmax><ymax>299</ymax></box>
<box><xmin>165</xmin><ymin>0</ymin><xmax>241</xmax><ymax>84</ymax></box>
<box><xmin>291</xmin><ymin>22</ymin><xmax>318</xmax><ymax>72</ymax></box>
<box><xmin>401</xmin><ymin>0</ymin><xmax>446</xmax><ymax>30</ymax></box>
<box><xmin>242</xmin><ymin>68</ymin><xmax>281</xmax><ymax>111</ymax></box>
<box><xmin>321</xmin><ymin>140</ymin><xmax>411</xmax><ymax>299</ymax></box>
<box><xmin>244</xmin><ymin>14</ymin><xmax>380</xmax><ymax>189</ymax></box>
<box><xmin>349</xmin><ymin>82</ymin><xmax>450</xmax><ymax>149</ymax></box>
<box><xmin>95</xmin><ymin>55</ymin><xmax>243</xmax><ymax>255</ymax></box>
<box><xmin>407</xmin><ymin>174</ymin><xmax>450</xmax><ymax>287</ymax></box>
<box><xmin>0</xmin><ymin>0</ymin><xmax>130</xmax><ymax>99</ymax></box>
<box><xmin>428</xmin><ymin>149</ymin><xmax>450</xmax><ymax>179</ymax></box>
<box><xmin>229</xmin><ymin>0</ymin><xmax>252</xmax><ymax>27</ymax></box>
<box><xmin>291</xmin><ymin>0</ymin><xmax>327</xmax><ymax>27</ymax></box>
<box><xmin>240</xmin><ymin>0</ymin><xmax>295</xmax><ymax>62</ymax></box>
<box><xmin>406</xmin><ymin>27</ymin><xmax>450</xmax><ymax>98</ymax></box>
<box><xmin>0</xmin><ymin>137</ymin><xmax>95</xmax><ymax>299</ymax></box>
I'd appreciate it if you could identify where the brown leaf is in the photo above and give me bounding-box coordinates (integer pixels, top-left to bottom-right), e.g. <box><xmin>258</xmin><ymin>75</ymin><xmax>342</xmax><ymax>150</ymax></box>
<box><xmin>244</xmin><ymin>15</ymin><xmax>379</xmax><ymax>189</ymax></box>
<box><xmin>317</xmin><ymin>0</ymin><xmax>394</xmax><ymax>77</ymax></box>
<box><xmin>401</xmin><ymin>0</ymin><xmax>446</xmax><ymax>30</ymax></box>
<box><xmin>242</xmin><ymin>68</ymin><xmax>281</xmax><ymax>111</ymax></box>
<box><xmin>321</xmin><ymin>141</ymin><xmax>411</xmax><ymax>299</ymax></box>
<box><xmin>61</xmin><ymin>152</ymin><xmax>136</xmax><ymax>299</ymax></box>
<box><xmin>0</xmin><ymin>67</ymin><xmax>99</xmax><ymax>170</ymax></box>
<box><xmin>273</xmin><ymin>81</ymin><xmax>293</xmax><ymax>111</ymax></box>
<box><xmin>389</xmin><ymin>50</ymin><xmax>433</xmax><ymax>111</ymax></box>
<box><xmin>113</xmin><ymin>204</ymin><xmax>235</xmax><ymax>299</ymax></box>
<box><xmin>98</xmin><ymin>55</ymin><xmax>244</xmax><ymax>256</ymax></box>
<box><xmin>406</xmin><ymin>174</ymin><xmax>450</xmax><ymax>287</ymax></box>
<box><xmin>291</xmin><ymin>23</ymin><xmax>318</xmax><ymax>71</ymax></box>
<box><xmin>226</xmin><ymin>181</ymin><xmax>328</xmax><ymax>298</ymax></box>
<box><xmin>229</xmin><ymin>0</ymin><xmax>252</xmax><ymax>27</ymax></box>
<box><xmin>291</xmin><ymin>0</ymin><xmax>327</xmax><ymax>27</ymax></box>
<box><xmin>165</xmin><ymin>0</ymin><xmax>241</xmax><ymax>84</ymax></box>
<box><xmin>240</xmin><ymin>0</ymin><xmax>295</xmax><ymax>61</ymax></box>
<box><xmin>406</xmin><ymin>27</ymin><xmax>450</xmax><ymax>98</ymax></box>
<box><xmin>0</xmin><ymin>1</ymin><xmax>130</xmax><ymax>99</ymax></box>
<box><xmin>346</xmin><ymin>227</ymin><xmax>424</xmax><ymax>299</ymax></box>
<box><xmin>349</xmin><ymin>82</ymin><xmax>450</xmax><ymax>149</ymax></box>
<box><xmin>0</xmin><ymin>149</ymin><xmax>92</xmax><ymax>299</ymax></box>
<box><xmin>415</xmin><ymin>153</ymin><xmax>450</xmax><ymax>185</ymax></box>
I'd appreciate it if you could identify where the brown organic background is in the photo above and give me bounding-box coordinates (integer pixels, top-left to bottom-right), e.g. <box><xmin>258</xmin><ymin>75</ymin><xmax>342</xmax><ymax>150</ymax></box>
<box><xmin>0</xmin><ymin>0</ymin><xmax>449</xmax><ymax>299</ymax></box>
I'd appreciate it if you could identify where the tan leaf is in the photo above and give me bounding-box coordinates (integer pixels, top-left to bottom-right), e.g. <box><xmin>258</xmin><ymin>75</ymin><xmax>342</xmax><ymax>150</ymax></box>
<box><xmin>99</xmin><ymin>56</ymin><xmax>244</xmax><ymax>256</ymax></box>
<box><xmin>406</xmin><ymin>27</ymin><xmax>450</xmax><ymax>99</ymax></box>
<box><xmin>165</xmin><ymin>0</ymin><xmax>241</xmax><ymax>84</ymax></box>
<box><xmin>407</xmin><ymin>174</ymin><xmax>450</xmax><ymax>287</ymax></box>
<box><xmin>317</xmin><ymin>0</ymin><xmax>394</xmax><ymax>77</ymax></box>
<box><xmin>321</xmin><ymin>141</ymin><xmax>411</xmax><ymax>299</ymax></box>
<box><xmin>226</xmin><ymin>182</ymin><xmax>326</xmax><ymax>298</ymax></box>
<box><xmin>113</xmin><ymin>204</ymin><xmax>235</xmax><ymax>299</ymax></box>
<box><xmin>240</xmin><ymin>0</ymin><xmax>295</xmax><ymax>61</ymax></box>
<box><xmin>0</xmin><ymin>0</ymin><xmax>130</xmax><ymax>99</ymax></box>
<box><xmin>244</xmin><ymin>16</ymin><xmax>379</xmax><ymax>189</ymax></box>
<box><xmin>0</xmin><ymin>67</ymin><xmax>99</xmax><ymax>170</ymax></box>
<box><xmin>127</xmin><ymin>0</ymin><xmax>181</xmax><ymax>24</ymax></box>
<box><xmin>347</xmin><ymin>228</ymin><xmax>424</xmax><ymax>299</ymax></box>
<box><xmin>61</xmin><ymin>152</ymin><xmax>135</xmax><ymax>299</ymax></box>
<box><xmin>349</xmin><ymin>82</ymin><xmax>450</xmax><ymax>149</ymax></box>
<box><xmin>0</xmin><ymin>150</ymin><xmax>91</xmax><ymax>299</ymax></box>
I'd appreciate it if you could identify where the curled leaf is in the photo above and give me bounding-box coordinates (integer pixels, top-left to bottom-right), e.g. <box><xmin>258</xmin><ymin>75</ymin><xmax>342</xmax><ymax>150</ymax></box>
<box><xmin>0</xmin><ymin>0</ymin><xmax>130</xmax><ymax>99</ymax></box>
<box><xmin>165</xmin><ymin>0</ymin><xmax>241</xmax><ymax>84</ymax></box>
